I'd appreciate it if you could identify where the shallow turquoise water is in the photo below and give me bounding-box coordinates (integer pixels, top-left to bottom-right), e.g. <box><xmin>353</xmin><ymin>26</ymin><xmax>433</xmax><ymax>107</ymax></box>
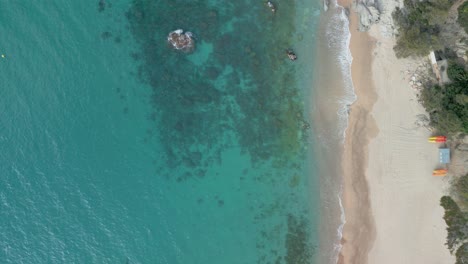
<box><xmin>0</xmin><ymin>1</ymin><xmax>321</xmax><ymax>263</ymax></box>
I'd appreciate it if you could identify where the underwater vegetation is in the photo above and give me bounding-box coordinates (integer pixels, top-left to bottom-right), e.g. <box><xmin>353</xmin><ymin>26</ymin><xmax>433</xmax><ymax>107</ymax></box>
<box><xmin>285</xmin><ymin>214</ymin><xmax>315</xmax><ymax>264</ymax></box>
<box><xmin>124</xmin><ymin>0</ymin><xmax>310</xmax><ymax>180</ymax></box>
<box><xmin>97</xmin><ymin>0</ymin><xmax>320</xmax><ymax>263</ymax></box>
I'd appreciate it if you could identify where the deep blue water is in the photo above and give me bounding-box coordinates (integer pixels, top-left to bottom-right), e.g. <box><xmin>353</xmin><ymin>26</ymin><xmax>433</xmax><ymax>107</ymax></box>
<box><xmin>0</xmin><ymin>1</ymin><xmax>321</xmax><ymax>263</ymax></box>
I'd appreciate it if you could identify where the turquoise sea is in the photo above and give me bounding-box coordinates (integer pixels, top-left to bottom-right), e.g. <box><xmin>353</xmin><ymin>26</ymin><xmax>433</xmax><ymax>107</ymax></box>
<box><xmin>0</xmin><ymin>1</ymin><xmax>324</xmax><ymax>263</ymax></box>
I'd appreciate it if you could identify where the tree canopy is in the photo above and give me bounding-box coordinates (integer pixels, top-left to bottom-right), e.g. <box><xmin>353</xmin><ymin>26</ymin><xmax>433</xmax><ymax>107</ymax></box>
<box><xmin>458</xmin><ymin>1</ymin><xmax>468</xmax><ymax>33</ymax></box>
<box><xmin>420</xmin><ymin>62</ymin><xmax>468</xmax><ymax>134</ymax></box>
<box><xmin>441</xmin><ymin>174</ymin><xmax>468</xmax><ymax>263</ymax></box>
<box><xmin>393</xmin><ymin>0</ymin><xmax>455</xmax><ymax>57</ymax></box>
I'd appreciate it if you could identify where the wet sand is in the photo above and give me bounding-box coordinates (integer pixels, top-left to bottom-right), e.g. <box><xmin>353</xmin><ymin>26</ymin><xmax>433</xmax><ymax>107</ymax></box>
<box><xmin>337</xmin><ymin>2</ymin><xmax>377</xmax><ymax>263</ymax></box>
<box><xmin>310</xmin><ymin>2</ymin><xmax>366</xmax><ymax>262</ymax></box>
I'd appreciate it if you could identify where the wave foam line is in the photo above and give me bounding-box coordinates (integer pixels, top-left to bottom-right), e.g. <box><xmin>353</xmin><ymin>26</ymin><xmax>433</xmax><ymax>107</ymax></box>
<box><xmin>324</xmin><ymin>1</ymin><xmax>355</xmax><ymax>263</ymax></box>
<box><xmin>325</xmin><ymin>1</ymin><xmax>357</xmax><ymax>143</ymax></box>
<box><xmin>331</xmin><ymin>187</ymin><xmax>346</xmax><ymax>264</ymax></box>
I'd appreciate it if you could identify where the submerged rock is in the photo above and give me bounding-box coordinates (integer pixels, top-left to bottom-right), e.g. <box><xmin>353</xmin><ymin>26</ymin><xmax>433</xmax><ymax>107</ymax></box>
<box><xmin>167</xmin><ymin>29</ymin><xmax>195</xmax><ymax>52</ymax></box>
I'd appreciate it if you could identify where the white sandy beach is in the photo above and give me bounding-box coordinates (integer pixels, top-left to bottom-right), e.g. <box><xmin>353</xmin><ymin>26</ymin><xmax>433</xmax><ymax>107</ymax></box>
<box><xmin>365</xmin><ymin>24</ymin><xmax>455</xmax><ymax>264</ymax></box>
<box><xmin>338</xmin><ymin>1</ymin><xmax>456</xmax><ymax>263</ymax></box>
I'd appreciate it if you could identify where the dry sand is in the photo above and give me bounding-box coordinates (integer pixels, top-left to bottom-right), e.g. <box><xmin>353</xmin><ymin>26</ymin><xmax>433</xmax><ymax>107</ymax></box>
<box><xmin>365</xmin><ymin>25</ymin><xmax>455</xmax><ymax>264</ymax></box>
<box><xmin>338</xmin><ymin>2</ymin><xmax>456</xmax><ymax>264</ymax></box>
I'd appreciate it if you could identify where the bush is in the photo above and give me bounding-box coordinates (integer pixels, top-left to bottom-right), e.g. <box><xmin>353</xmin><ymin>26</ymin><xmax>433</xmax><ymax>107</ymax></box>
<box><xmin>393</xmin><ymin>0</ymin><xmax>455</xmax><ymax>58</ymax></box>
<box><xmin>448</xmin><ymin>63</ymin><xmax>468</xmax><ymax>82</ymax></box>
<box><xmin>455</xmin><ymin>242</ymin><xmax>468</xmax><ymax>264</ymax></box>
<box><xmin>442</xmin><ymin>175</ymin><xmax>468</xmax><ymax>263</ymax></box>
<box><xmin>458</xmin><ymin>1</ymin><xmax>468</xmax><ymax>33</ymax></box>
<box><xmin>420</xmin><ymin>62</ymin><xmax>468</xmax><ymax>133</ymax></box>
<box><xmin>454</xmin><ymin>174</ymin><xmax>468</xmax><ymax>211</ymax></box>
<box><xmin>393</xmin><ymin>26</ymin><xmax>437</xmax><ymax>57</ymax></box>
<box><xmin>440</xmin><ymin>196</ymin><xmax>467</xmax><ymax>254</ymax></box>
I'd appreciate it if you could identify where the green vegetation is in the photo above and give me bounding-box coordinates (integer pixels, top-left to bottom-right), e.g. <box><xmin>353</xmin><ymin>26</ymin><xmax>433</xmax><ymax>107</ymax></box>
<box><xmin>393</xmin><ymin>0</ymin><xmax>468</xmax><ymax>134</ymax></box>
<box><xmin>393</xmin><ymin>0</ymin><xmax>455</xmax><ymax>57</ymax></box>
<box><xmin>455</xmin><ymin>242</ymin><xmax>468</xmax><ymax>264</ymax></box>
<box><xmin>441</xmin><ymin>174</ymin><xmax>468</xmax><ymax>263</ymax></box>
<box><xmin>458</xmin><ymin>1</ymin><xmax>468</xmax><ymax>33</ymax></box>
<box><xmin>420</xmin><ymin>61</ymin><xmax>468</xmax><ymax>134</ymax></box>
<box><xmin>453</xmin><ymin>173</ymin><xmax>468</xmax><ymax>211</ymax></box>
<box><xmin>440</xmin><ymin>196</ymin><xmax>467</xmax><ymax>253</ymax></box>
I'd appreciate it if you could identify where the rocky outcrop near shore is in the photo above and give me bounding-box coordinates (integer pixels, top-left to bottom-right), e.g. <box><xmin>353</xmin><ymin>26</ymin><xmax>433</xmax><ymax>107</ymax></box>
<box><xmin>353</xmin><ymin>0</ymin><xmax>403</xmax><ymax>36</ymax></box>
<box><xmin>354</xmin><ymin>0</ymin><xmax>382</xmax><ymax>31</ymax></box>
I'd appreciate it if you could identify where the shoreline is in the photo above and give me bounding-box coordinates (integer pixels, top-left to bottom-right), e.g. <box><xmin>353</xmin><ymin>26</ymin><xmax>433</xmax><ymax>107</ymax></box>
<box><xmin>337</xmin><ymin>1</ymin><xmax>456</xmax><ymax>263</ymax></box>
<box><xmin>337</xmin><ymin>1</ymin><xmax>377</xmax><ymax>263</ymax></box>
<box><xmin>309</xmin><ymin>2</ymin><xmax>361</xmax><ymax>262</ymax></box>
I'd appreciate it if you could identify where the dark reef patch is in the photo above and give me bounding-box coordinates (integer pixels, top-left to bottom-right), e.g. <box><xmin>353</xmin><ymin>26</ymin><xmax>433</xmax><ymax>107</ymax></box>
<box><xmin>285</xmin><ymin>215</ymin><xmax>315</xmax><ymax>264</ymax></box>
<box><xmin>124</xmin><ymin>0</ymin><xmax>315</xmax><ymax>262</ymax></box>
<box><xmin>125</xmin><ymin>0</ymin><xmax>309</xmax><ymax>177</ymax></box>
<box><xmin>98</xmin><ymin>0</ymin><xmax>106</xmax><ymax>12</ymax></box>
<box><xmin>101</xmin><ymin>31</ymin><xmax>112</xmax><ymax>40</ymax></box>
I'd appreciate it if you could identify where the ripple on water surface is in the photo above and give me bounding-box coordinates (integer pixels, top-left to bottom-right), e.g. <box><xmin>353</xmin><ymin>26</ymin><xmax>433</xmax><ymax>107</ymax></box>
<box><xmin>0</xmin><ymin>0</ymin><xmax>321</xmax><ymax>263</ymax></box>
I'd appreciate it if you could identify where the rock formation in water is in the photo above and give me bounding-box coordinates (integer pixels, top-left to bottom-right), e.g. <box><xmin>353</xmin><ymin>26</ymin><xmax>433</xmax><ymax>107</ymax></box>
<box><xmin>167</xmin><ymin>29</ymin><xmax>195</xmax><ymax>52</ymax></box>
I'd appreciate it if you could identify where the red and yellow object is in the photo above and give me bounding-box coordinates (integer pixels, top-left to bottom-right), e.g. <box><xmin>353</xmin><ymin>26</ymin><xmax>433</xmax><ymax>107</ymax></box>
<box><xmin>428</xmin><ymin>136</ymin><xmax>447</xmax><ymax>143</ymax></box>
<box><xmin>432</xmin><ymin>169</ymin><xmax>448</xmax><ymax>176</ymax></box>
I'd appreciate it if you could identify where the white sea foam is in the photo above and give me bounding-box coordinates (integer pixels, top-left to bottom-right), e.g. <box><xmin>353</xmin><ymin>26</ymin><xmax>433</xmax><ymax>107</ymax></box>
<box><xmin>325</xmin><ymin>2</ymin><xmax>357</xmax><ymax>143</ymax></box>
<box><xmin>331</xmin><ymin>188</ymin><xmax>346</xmax><ymax>263</ymax></box>
<box><xmin>323</xmin><ymin>2</ymin><xmax>355</xmax><ymax>263</ymax></box>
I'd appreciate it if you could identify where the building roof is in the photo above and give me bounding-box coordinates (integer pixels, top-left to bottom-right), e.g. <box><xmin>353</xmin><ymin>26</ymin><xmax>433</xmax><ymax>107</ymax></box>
<box><xmin>439</xmin><ymin>148</ymin><xmax>450</xmax><ymax>164</ymax></box>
